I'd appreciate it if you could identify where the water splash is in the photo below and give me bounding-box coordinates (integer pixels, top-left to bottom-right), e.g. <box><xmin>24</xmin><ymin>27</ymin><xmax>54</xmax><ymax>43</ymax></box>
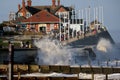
<box><xmin>96</xmin><ymin>38</ymin><xmax>120</xmax><ymax>61</ymax></box>
<box><xmin>34</xmin><ymin>37</ymin><xmax>120</xmax><ymax>66</ymax></box>
<box><xmin>34</xmin><ymin>38</ymin><xmax>74</xmax><ymax>65</ymax></box>
<box><xmin>97</xmin><ymin>38</ymin><xmax>112</xmax><ymax>53</ymax></box>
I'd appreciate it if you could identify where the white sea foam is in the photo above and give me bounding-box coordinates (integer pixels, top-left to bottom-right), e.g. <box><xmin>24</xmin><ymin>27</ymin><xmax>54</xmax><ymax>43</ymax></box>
<box><xmin>96</xmin><ymin>38</ymin><xmax>120</xmax><ymax>61</ymax></box>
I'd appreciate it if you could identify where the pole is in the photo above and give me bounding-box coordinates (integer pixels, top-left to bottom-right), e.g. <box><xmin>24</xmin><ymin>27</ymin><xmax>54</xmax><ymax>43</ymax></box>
<box><xmin>88</xmin><ymin>6</ymin><xmax>91</xmax><ymax>32</ymax></box>
<box><xmin>92</xmin><ymin>73</ymin><xmax>94</xmax><ymax>80</ymax></box>
<box><xmin>105</xmin><ymin>74</ymin><xmax>108</xmax><ymax>80</ymax></box>
<box><xmin>72</xmin><ymin>10</ymin><xmax>74</xmax><ymax>24</ymax></box>
<box><xmin>75</xmin><ymin>10</ymin><xmax>77</xmax><ymax>37</ymax></box>
<box><xmin>59</xmin><ymin>12</ymin><xmax>61</xmax><ymax>41</ymax></box>
<box><xmin>64</xmin><ymin>12</ymin><xmax>66</xmax><ymax>41</ymax></box>
<box><xmin>8</xmin><ymin>42</ymin><xmax>14</xmax><ymax>80</ymax></box>
<box><xmin>85</xmin><ymin>8</ymin><xmax>88</xmax><ymax>32</ymax></box>
<box><xmin>94</xmin><ymin>8</ymin><xmax>96</xmax><ymax>27</ymax></box>
<box><xmin>99</xmin><ymin>7</ymin><xmax>101</xmax><ymax>28</ymax></box>
<box><xmin>81</xmin><ymin>9</ymin><xmax>84</xmax><ymax>34</ymax></box>
<box><xmin>72</xmin><ymin>10</ymin><xmax>74</xmax><ymax>38</ymax></box>
<box><xmin>96</xmin><ymin>7</ymin><xmax>98</xmax><ymax>30</ymax></box>
<box><xmin>79</xmin><ymin>10</ymin><xmax>81</xmax><ymax>23</ymax></box>
<box><xmin>102</xmin><ymin>6</ymin><xmax>104</xmax><ymax>27</ymax></box>
<box><xmin>67</xmin><ymin>11</ymin><xmax>70</xmax><ymax>40</ymax></box>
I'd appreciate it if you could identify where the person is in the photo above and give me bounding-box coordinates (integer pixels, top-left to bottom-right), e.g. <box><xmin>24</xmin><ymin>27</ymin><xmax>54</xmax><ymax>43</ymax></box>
<box><xmin>29</xmin><ymin>43</ymin><xmax>31</xmax><ymax>48</ymax></box>
<box><xmin>23</xmin><ymin>42</ymin><xmax>26</xmax><ymax>48</ymax></box>
<box><xmin>26</xmin><ymin>41</ymin><xmax>29</xmax><ymax>48</ymax></box>
<box><xmin>20</xmin><ymin>41</ymin><xmax>23</xmax><ymax>48</ymax></box>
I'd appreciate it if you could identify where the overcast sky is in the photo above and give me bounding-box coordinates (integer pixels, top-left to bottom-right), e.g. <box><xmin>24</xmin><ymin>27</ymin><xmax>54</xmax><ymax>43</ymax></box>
<box><xmin>0</xmin><ymin>0</ymin><xmax>120</xmax><ymax>43</ymax></box>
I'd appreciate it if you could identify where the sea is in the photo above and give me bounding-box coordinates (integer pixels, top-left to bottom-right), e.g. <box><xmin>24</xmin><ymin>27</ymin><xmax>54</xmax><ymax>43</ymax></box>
<box><xmin>0</xmin><ymin>36</ymin><xmax>120</xmax><ymax>80</ymax></box>
<box><xmin>34</xmin><ymin>37</ymin><xmax>120</xmax><ymax>67</ymax></box>
<box><xmin>0</xmin><ymin>36</ymin><xmax>120</xmax><ymax>67</ymax></box>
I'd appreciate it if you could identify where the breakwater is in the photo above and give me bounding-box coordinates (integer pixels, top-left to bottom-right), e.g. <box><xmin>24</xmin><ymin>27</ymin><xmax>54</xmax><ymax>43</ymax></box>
<box><xmin>1</xmin><ymin>64</ymin><xmax>120</xmax><ymax>74</ymax></box>
<box><xmin>0</xmin><ymin>64</ymin><xmax>120</xmax><ymax>80</ymax></box>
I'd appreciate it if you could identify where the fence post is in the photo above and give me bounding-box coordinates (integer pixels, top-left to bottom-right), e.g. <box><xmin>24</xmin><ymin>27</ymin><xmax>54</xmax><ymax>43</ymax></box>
<box><xmin>92</xmin><ymin>73</ymin><xmax>94</xmax><ymax>80</ymax></box>
<box><xmin>105</xmin><ymin>74</ymin><xmax>108</xmax><ymax>80</ymax></box>
<box><xmin>7</xmin><ymin>42</ymin><xmax>14</xmax><ymax>80</ymax></box>
<box><xmin>115</xmin><ymin>58</ymin><xmax>118</xmax><ymax>67</ymax></box>
<box><xmin>18</xmin><ymin>72</ymin><xmax>21</xmax><ymax>80</ymax></box>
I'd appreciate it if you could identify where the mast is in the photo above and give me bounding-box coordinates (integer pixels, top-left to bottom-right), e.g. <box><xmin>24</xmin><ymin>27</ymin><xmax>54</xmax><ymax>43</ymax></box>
<box><xmin>94</xmin><ymin>8</ymin><xmax>95</xmax><ymax>28</ymax></box>
<box><xmin>85</xmin><ymin>8</ymin><xmax>88</xmax><ymax>33</ymax></box>
<box><xmin>88</xmin><ymin>6</ymin><xmax>91</xmax><ymax>30</ymax></box>
<box><xmin>81</xmin><ymin>9</ymin><xmax>84</xmax><ymax>34</ymax></box>
<box><xmin>64</xmin><ymin>12</ymin><xmax>66</xmax><ymax>41</ymax></box>
<box><xmin>59</xmin><ymin>12</ymin><xmax>61</xmax><ymax>41</ymax></box>
<box><xmin>96</xmin><ymin>7</ymin><xmax>99</xmax><ymax>30</ymax></box>
<box><xmin>67</xmin><ymin>11</ymin><xmax>70</xmax><ymax>40</ymax></box>
<box><xmin>102</xmin><ymin>6</ymin><xmax>104</xmax><ymax>27</ymax></box>
<box><xmin>72</xmin><ymin>10</ymin><xmax>74</xmax><ymax>38</ymax></box>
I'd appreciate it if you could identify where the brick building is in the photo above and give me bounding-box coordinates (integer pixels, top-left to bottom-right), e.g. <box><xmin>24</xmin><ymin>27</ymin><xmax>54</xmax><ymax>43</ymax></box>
<box><xmin>16</xmin><ymin>0</ymin><xmax>73</xmax><ymax>34</ymax></box>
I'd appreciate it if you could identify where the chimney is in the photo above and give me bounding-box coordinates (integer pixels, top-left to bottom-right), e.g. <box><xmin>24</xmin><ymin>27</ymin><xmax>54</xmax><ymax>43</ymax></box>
<box><xmin>58</xmin><ymin>0</ymin><xmax>60</xmax><ymax>6</ymax></box>
<box><xmin>22</xmin><ymin>0</ymin><xmax>26</xmax><ymax>17</ymax></box>
<box><xmin>27</xmin><ymin>0</ymin><xmax>32</xmax><ymax>6</ymax></box>
<box><xmin>52</xmin><ymin>0</ymin><xmax>56</xmax><ymax>8</ymax></box>
<box><xmin>22</xmin><ymin>0</ymin><xmax>25</xmax><ymax>8</ymax></box>
<box><xmin>18</xmin><ymin>4</ymin><xmax>21</xmax><ymax>10</ymax></box>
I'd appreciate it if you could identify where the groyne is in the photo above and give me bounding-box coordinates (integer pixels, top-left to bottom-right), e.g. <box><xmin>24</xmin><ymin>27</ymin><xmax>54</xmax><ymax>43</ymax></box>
<box><xmin>1</xmin><ymin>64</ymin><xmax>120</xmax><ymax>74</ymax></box>
<box><xmin>0</xmin><ymin>64</ymin><xmax>120</xmax><ymax>80</ymax></box>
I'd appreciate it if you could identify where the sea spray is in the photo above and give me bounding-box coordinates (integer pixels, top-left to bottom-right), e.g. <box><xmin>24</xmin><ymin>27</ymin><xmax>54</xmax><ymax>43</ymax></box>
<box><xmin>34</xmin><ymin>37</ymin><xmax>120</xmax><ymax>66</ymax></box>
<box><xmin>97</xmin><ymin>38</ymin><xmax>112</xmax><ymax>53</ymax></box>
<box><xmin>96</xmin><ymin>38</ymin><xmax>120</xmax><ymax>61</ymax></box>
<box><xmin>34</xmin><ymin>38</ymin><xmax>74</xmax><ymax>65</ymax></box>
<box><xmin>34</xmin><ymin>37</ymin><xmax>96</xmax><ymax>65</ymax></box>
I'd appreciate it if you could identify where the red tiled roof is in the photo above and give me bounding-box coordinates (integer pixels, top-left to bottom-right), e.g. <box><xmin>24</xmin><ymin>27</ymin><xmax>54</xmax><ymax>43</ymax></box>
<box><xmin>22</xmin><ymin>10</ymin><xmax>60</xmax><ymax>23</ymax></box>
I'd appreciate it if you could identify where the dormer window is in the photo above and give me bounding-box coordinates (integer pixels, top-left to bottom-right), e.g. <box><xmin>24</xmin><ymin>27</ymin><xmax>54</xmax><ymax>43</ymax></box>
<box><xmin>18</xmin><ymin>13</ymin><xmax>22</xmax><ymax>17</ymax></box>
<box><xmin>26</xmin><ymin>12</ymin><xmax>31</xmax><ymax>18</ymax></box>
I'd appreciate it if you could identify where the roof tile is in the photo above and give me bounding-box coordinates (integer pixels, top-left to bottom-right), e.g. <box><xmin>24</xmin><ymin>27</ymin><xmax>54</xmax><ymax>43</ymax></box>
<box><xmin>22</xmin><ymin>10</ymin><xmax>60</xmax><ymax>23</ymax></box>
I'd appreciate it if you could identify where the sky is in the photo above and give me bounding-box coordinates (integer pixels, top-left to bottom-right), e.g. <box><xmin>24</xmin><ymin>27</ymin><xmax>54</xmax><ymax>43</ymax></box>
<box><xmin>0</xmin><ymin>0</ymin><xmax>120</xmax><ymax>43</ymax></box>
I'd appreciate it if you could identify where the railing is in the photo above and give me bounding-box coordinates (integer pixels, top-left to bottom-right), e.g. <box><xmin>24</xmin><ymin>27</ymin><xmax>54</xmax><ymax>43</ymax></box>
<box><xmin>61</xmin><ymin>30</ymin><xmax>103</xmax><ymax>45</ymax></box>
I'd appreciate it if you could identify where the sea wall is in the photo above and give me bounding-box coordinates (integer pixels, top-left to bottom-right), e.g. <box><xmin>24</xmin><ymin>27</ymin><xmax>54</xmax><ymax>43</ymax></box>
<box><xmin>68</xmin><ymin>30</ymin><xmax>114</xmax><ymax>47</ymax></box>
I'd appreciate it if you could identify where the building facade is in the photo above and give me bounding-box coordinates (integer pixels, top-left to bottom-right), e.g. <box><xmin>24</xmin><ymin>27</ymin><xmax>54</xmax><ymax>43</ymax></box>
<box><xmin>16</xmin><ymin>0</ymin><xmax>73</xmax><ymax>34</ymax></box>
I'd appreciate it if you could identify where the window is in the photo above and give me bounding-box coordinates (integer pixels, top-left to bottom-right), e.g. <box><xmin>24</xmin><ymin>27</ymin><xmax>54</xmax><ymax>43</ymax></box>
<box><xmin>18</xmin><ymin>13</ymin><xmax>22</xmax><ymax>17</ymax></box>
<box><xmin>26</xmin><ymin>12</ymin><xmax>31</xmax><ymax>18</ymax></box>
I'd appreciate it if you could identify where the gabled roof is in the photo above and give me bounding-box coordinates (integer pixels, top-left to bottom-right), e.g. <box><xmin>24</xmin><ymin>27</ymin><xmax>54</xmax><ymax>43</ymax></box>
<box><xmin>22</xmin><ymin>10</ymin><xmax>60</xmax><ymax>23</ymax></box>
<box><xmin>16</xmin><ymin>5</ymin><xmax>72</xmax><ymax>15</ymax></box>
<box><xmin>25</xmin><ymin>6</ymin><xmax>40</xmax><ymax>15</ymax></box>
<box><xmin>54</xmin><ymin>5</ymin><xmax>73</xmax><ymax>13</ymax></box>
<box><xmin>32</xmin><ymin>5</ymin><xmax>72</xmax><ymax>14</ymax></box>
<box><xmin>16</xmin><ymin>6</ymin><xmax>40</xmax><ymax>15</ymax></box>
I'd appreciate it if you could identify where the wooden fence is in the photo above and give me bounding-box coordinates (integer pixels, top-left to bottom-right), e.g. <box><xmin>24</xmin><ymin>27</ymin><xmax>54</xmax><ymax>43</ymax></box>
<box><xmin>0</xmin><ymin>64</ymin><xmax>120</xmax><ymax>80</ymax></box>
